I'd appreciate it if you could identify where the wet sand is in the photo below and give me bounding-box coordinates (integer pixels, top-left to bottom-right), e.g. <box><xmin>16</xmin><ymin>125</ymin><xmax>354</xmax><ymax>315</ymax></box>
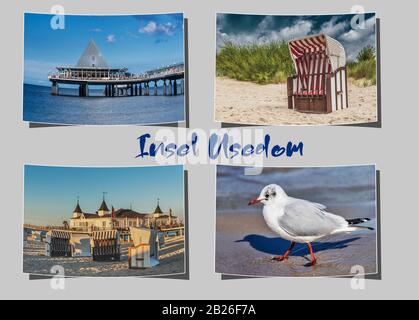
<box><xmin>23</xmin><ymin>236</ymin><xmax>185</xmax><ymax>277</ymax></box>
<box><xmin>215</xmin><ymin>77</ymin><xmax>377</xmax><ymax>126</ymax></box>
<box><xmin>216</xmin><ymin>212</ymin><xmax>377</xmax><ymax>278</ymax></box>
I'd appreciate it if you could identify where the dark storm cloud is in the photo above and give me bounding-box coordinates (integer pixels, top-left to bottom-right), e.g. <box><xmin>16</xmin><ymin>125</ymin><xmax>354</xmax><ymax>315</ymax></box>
<box><xmin>216</xmin><ymin>13</ymin><xmax>376</xmax><ymax>61</ymax></box>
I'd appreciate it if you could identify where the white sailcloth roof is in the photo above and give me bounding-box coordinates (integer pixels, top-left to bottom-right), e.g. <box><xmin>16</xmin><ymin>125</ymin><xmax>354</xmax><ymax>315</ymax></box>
<box><xmin>76</xmin><ymin>40</ymin><xmax>109</xmax><ymax>68</ymax></box>
<box><xmin>288</xmin><ymin>34</ymin><xmax>346</xmax><ymax>73</ymax></box>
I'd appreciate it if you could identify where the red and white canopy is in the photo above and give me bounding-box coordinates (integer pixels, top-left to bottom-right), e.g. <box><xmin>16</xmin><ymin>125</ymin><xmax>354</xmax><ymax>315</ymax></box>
<box><xmin>289</xmin><ymin>34</ymin><xmax>346</xmax><ymax>73</ymax></box>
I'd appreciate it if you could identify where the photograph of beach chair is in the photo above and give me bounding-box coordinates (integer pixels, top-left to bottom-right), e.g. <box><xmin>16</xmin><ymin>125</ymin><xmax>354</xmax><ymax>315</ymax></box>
<box><xmin>23</xmin><ymin>13</ymin><xmax>185</xmax><ymax>126</ymax></box>
<box><xmin>128</xmin><ymin>227</ymin><xmax>159</xmax><ymax>269</ymax></box>
<box><xmin>23</xmin><ymin>165</ymin><xmax>186</xmax><ymax>278</ymax></box>
<box><xmin>215</xmin><ymin>165</ymin><xmax>378</xmax><ymax>278</ymax></box>
<box><xmin>45</xmin><ymin>230</ymin><xmax>72</xmax><ymax>257</ymax></box>
<box><xmin>287</xmin><ymin>34</ymin><xmax>347</xmax><ymax>113</ymax></box>
<box><xmin>91</xmin><ymin>230</ymin><xmax>121</xmax><ymax>262</ymax></box>
<box><xmin>215</xmin><ymin>13</ymin><xmax>378</xmax><ymax>126</ymax></box>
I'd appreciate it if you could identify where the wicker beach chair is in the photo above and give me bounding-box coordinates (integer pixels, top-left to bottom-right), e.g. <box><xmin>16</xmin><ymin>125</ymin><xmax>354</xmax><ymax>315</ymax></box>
<box><xmin>91</xmin><ymin>230</ymin><xmax>121</xmax><ymax>262</ymax></box>
<box><xmin>45</xmin><ymin>230</ymin><xmax>72</xmax><ymax>257</ymax></box>
<box><xmin>287</xmin><ymin>34</ymin><xmax>348</xmax><ymax>113</ymax></box>
<box><xmin>128</xmin><ymin>227</ymin><xmax>159</xmax><ymax>269</ymax></box>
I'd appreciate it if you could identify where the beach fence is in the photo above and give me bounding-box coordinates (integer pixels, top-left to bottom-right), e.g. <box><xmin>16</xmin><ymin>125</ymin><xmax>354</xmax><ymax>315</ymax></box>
<box><xmin>128</xmin><ymin>227</ymin><xmax>159</xmax><ymax>269</ymax></box>
<box><xmin>91</xmin><ymin>230</ymin><xmax>121</xmax><ymax>262</ymax></box>
<box><xmin>287</xmin><ymin>34</ymin><xmax>348</xmax><ymax>113</ymax></box>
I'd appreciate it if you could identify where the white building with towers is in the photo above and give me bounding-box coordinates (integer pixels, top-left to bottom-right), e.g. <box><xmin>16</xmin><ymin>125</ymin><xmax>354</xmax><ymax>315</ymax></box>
<box><xmin>69</xmin><ymin>195</ymin><xmax>179</xmax><ymax>231</ymax></box>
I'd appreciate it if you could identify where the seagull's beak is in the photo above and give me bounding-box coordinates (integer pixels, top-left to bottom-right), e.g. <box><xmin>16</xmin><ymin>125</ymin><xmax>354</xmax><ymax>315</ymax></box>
<box><xmin>248</xmin><ymin>197</ymin><xmax>264</xmax><ymax>206</ymax></box>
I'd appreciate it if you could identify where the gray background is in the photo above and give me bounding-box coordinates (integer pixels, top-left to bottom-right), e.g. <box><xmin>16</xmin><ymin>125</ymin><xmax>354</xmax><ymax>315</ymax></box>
<box><xmin>0</xmin><ymin>0</ymin><xmax>417</xmax><ymax>299</ymax></box>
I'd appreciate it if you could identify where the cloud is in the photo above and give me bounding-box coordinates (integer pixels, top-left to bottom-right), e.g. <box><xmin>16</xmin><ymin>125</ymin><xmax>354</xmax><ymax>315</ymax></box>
<box><xmin>139</xmin><ymin>21</ymin><xmax>176</xmax><ymax>36</ymax></box>
<box><xmin>216</xmin><ymin>16</ymin><xmax>313</xmax><ymax>51</ymax></box>
<box><xmin>217</xmin><ymin>14</ymin><xmax>377</xmax><ymax>61</ymax></box>
<box><xmin>339</xmin><ymin>16</ymin><xmax>375</xmax><ymax>43</ymax></box>
<box><xmin>159</xmin><ymin>22</ymin><xmax>175</xmax><ymax>35</ymax></box>
<box><xmin>319</xmin><ymin>17</ymin><xmax>348</xmax><ymax>38</ymax></box>
<box><xmin>139</xmin><ymin>21</ymin><xmax>157</xmax><ymax>34</ymax></box>
<box><xmin>106</xmin><ymin>34</ymin><xmax>116</xmax><ymax>43</ymax></box>
<box><xmin>338</xmin><ymin>16</ymin><xmax>376</xmax><ymax>60</ymax></box>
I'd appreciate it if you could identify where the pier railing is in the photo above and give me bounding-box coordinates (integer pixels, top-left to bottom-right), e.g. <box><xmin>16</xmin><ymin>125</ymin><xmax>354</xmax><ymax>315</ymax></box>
<box><xmin>49</xmin><ymin>65</ymin><xmax>184</xmax><ymax>82</ymax></box>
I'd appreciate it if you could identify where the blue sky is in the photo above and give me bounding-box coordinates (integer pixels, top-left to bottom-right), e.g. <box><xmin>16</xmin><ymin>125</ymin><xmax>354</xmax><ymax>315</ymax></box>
<box><xmin>217</xmin><ymin>13</ymin><xmax>376</xmax><ymax>61</ymax></box>
<box><xmin>24</xmin><ymin>165</ymin><xmax>185</xmax><ymax>226</ymax></box>
<box><xmin>24</xmin><ymin>13</ymin><xmax>184</xmax><ymax>86</ymax></box>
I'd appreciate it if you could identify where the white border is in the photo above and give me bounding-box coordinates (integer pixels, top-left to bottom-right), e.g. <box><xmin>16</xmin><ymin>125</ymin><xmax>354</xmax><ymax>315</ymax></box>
<box><xmin>21</xmin><ymin>11</ymin><xmax>187</xmax><ymax>127</ymax></box>
<box><xmin>213</xmin><ymin>163</ymin><xmax>379</xmax><ymax>279</ymax></box>
<box><xmin>213</xmin><ymin>11</ymin><xmax>379</xmax><ymax>127</ymax></box>
<box><xmin>22</xmin><ymin>163</ymin><xmax>187</xmax><ymax>279</ymax></box>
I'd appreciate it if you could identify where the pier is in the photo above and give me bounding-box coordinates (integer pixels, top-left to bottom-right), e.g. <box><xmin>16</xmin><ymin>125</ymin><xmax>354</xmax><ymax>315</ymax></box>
<box><xmin>48</xmin><ymin>40</ymin><xmax>185</xmax><ymax>97</ymax></box>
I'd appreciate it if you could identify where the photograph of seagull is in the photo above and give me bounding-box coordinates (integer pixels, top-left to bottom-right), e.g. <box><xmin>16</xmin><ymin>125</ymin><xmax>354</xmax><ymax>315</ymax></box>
<box><xmin>248</xmin><ymin>184</ymin><xmax>374</xmax><ymax>266</ymax></box>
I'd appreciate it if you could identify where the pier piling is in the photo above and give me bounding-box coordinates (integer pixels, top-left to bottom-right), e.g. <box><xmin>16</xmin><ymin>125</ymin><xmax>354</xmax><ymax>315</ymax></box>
<box><xmin>78</xmin><ymin>84</ymin><xmax>89</xmax><ymax>97</ymax></box>
<box><xmin>51</xmin><ymin>82</ymin><xmax>59</xmax><ymax>96</ymax></box>
<box><xmin>173</xmin><ymin>80</ymin><xmax>178</xmax><ymax>96</ymax></box>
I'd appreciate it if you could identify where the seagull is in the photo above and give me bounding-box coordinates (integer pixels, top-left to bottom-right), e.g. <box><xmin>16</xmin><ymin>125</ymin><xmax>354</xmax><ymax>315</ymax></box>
<box><xmin>248</xmin><ymin>184</ymin><xmax>374</xmax><ymax>266</ymax></box>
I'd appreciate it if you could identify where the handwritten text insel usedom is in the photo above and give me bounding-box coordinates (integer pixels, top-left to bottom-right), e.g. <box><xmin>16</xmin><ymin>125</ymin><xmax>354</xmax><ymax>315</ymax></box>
<box><xmin>135</xmin><ymin>132</ymin><xmax>303</xmax><ymax>159</ymax></box>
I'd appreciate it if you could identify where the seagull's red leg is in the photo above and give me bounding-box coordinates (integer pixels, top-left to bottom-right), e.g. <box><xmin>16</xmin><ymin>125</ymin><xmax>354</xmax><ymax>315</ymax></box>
<box><xmin>307</xmin><ymin>242</ymin><xmax>317</xmax><ymax>266</ymax></box>
<box><xmin>272</xmin><ymin>242</ymin><xmax>296</xmax><ymax>262</ymax></box>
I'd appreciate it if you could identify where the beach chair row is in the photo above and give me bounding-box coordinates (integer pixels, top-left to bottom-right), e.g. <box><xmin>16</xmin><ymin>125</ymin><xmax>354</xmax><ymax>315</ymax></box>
<box><xmin>45</xmin><ymin>227</ymin><xmax>160</xmax><ymax>268</ymax></box>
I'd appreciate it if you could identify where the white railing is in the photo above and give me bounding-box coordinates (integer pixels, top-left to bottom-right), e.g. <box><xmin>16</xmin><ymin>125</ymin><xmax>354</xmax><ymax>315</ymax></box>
<box><xmin>49</xmin><ymin>65</ymin><xmax>184</xmax><ymax>82</ymax></box>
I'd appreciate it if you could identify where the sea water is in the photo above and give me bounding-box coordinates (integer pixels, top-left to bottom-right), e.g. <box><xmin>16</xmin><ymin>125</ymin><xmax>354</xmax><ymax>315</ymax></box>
<box><xmin>216</xmin><ymin>165</ymin><xmax>377</xmax><ymax>220</ymax></box>
<box><xmin>23</xmin><ymin>84</ymin><xmax>185</xmax><ymax>125</ymax></box>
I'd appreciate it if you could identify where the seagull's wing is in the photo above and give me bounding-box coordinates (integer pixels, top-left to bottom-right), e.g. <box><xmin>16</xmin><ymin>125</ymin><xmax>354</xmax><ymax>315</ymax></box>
<box><xmin>279</xmin><ymin>199</ymin><xmax>347</xmax><ymax>238</ymax></box>
<box><xmin>311</xmin><ymin>202</ymin><xmax>327</xmax><ymax>210</ymax></box>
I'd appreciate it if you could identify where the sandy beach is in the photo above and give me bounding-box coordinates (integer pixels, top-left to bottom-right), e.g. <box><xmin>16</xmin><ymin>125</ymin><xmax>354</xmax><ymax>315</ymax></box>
<box><xmin>216</xmin><ymin>212</ymin><xmax>377</xmax><ymax>278</ymax></box>
<box><xmin>23</xmin><ymin>236</ymin><xmax>185</xmax><ymax>278</ymax></box>
<box><xmin>215</xmin><ymin>77</ymin><xmax>377</xmax><ymax>126</ymax></box>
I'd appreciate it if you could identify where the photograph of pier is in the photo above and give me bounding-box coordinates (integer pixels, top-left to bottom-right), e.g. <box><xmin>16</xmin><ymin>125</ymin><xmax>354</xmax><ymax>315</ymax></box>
<box><xmin>23</xmin><ymin>165</ymin><xmax>186</xmax><ymax>278</ymax></box>
<box><xmin>23</xmin><ymin>13</ymin><xmax>185</xmax><ymax>125</ymax></box>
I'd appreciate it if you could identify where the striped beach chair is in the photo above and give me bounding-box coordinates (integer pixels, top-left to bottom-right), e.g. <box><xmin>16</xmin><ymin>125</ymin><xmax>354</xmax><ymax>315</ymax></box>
<box><xmin>287</xmin><ymin>34</ymin><xmax>348</xmax><ymax>113</ymax></box>
<box><xmin>46</xmin><ymin>230</ymin><xmax>72</xmax><ymax>257</ymax></box>
<box><xmin>91</xmin><ymin>230</ymin><xmax>121</xmax><ymax>262</ymax></box>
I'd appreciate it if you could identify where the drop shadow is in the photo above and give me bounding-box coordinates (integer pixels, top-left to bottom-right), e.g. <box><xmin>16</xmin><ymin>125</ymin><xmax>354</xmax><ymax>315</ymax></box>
<box><xmin>28</xmin><ymin>18</ymin><xmax>190</xmax><ymax>129</ymax></box>
<box><xmin>30</xmin><ymin>170</ymin><xmax>190</xmax><ymax>281</ymax></box>
<box><xmin>222</xmin><ymin>170</ymin><xmax>382</xmax><ymax>280</ymax></box>
<box><xmin>219</xmin><ymin>18</ymin><xmax>381</xmax><ymax>129</ymax></box>
<box><xmin>340</xmin><ymin>18</ymin><xmax>382</xmax><ymax>128</ymax></box>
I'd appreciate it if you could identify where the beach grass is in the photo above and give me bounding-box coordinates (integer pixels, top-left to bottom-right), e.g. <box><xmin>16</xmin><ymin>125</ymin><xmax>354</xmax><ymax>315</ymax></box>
<box><xmin>216</xmin><ymin>41</ymin><xmax>294</xmax><ymax>85</ymax></box>
<box><xmin>216</xmin><ymin>42</ymin><xmax>377</xmax><ymax>86</ymax></box>
<box><xmin>347</xmin><ymin>46</ymin><xmax>377</xmax><ymax>86</ymax></box>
